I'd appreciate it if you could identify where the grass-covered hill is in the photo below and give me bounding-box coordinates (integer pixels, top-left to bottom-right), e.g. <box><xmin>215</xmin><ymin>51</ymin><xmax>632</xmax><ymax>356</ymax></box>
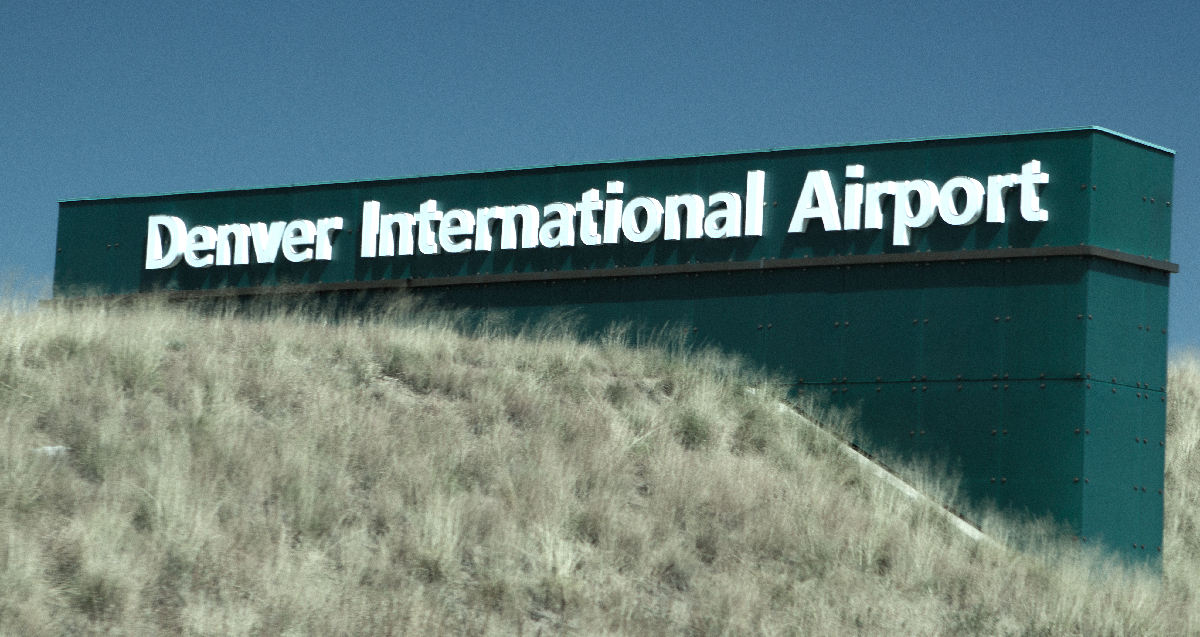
<box><xmin>1</xmin><ymin>298</ymin><xmax>1199</xmax><ymax>635</ymax></box>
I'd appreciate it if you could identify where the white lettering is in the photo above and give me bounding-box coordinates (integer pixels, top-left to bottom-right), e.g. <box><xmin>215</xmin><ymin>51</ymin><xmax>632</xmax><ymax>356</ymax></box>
<box><xmin>500</xmin><ymin>205</ymin><xmax>539</xmax><ymax>250</ymax></box>
<box><xmin>939</xmin><ymin>177</ymin><xmax>985</xmax><ymax>226</ymax></box>
<box><xmin>789</xmin><ymin>170</ymin><xmax>841</xmax><ymax>232</ymax></box>
<box><xmin>475</xmin><ymin>206</ymin><xmax>502</xmax><ymax>251</ymax></box>
<box><xmin>378</xmin><ymin>212</ymin><xmax>415</xmax><ymax>257</ymax></box>
<box><xmin>250</xmin><ymin>221</ymin><xmax>286</xmax><ymax>264</ymax></box>
<box><xmin>577</xmin><ymin>190</ymin><xmax>603</xmax><ymax>246</ymax></box>
<box><xmin>360</xmin><ymin>201</ymin><xmax>380</xmax><ymax>258</ymax></box>
<box><xmin>622</xmin><ymin>197</ymin><xmax>664</xmax><ymax>243</ymax></box>
<box><xmin>145</xmin><ymin>215</ymin><xmax>186</xmax><ymax>269</ymax></box>
<box><xmin>986</xmin><ymin>174</ymin><xmax>1015</xmax><ymax>223</ymax></box>
<box><xmin>865</xmin><ymin>181</ymin><xmax>897</xmax><ymax>230</ymax></box>
<box><xmin>282</xmin><ymin>219</ymin><xmax>316</xmax><ymax>262</ymax></box>
<box><xmin>184</xmin><ymin>225</ymin><xmax>217</xmax><ymax>268</ymax></box>
<box><xmin>663</xmin><ymin>194</ymin><xmax>705</xmax><ymax>240</ymax></box>
<box><xmin>843</xmin><ymin>165</ymin><xmax>865</xmax><ymax>231</ymax></box>
<box><xmin>1016</xmin><ymin>160</ymin><xmax>1050</xmax><ymax>221</ymax></box>
<box><xmin>315</xmin><ymin>217</ymin><xmax>343</xmax><ymax>261</ymax></box>
<box><xmin>215</xmin><ymin>224</ymin><xmax>252</xmax><ymax>266</ymax></box>
<box><xmin>439</xmin><ymin>209</ymin><xmax>475</xmax><ymax>253</ymax></box>
<box><xmin>893</xmin><ymin>180</ymin><xmax>939</xmax><ymax>246</ymax></box>
<box><xmin>414</xmin><ymin>200</ymin><xmax>442</xmax><ymax>255</ymax></box>
<box><xmin>745</xmin><ymin>171</ymin><xmax>765</xmax><ymax>236</ymax></box>
<box><xmin>604</xmin><ymin>181</ymin><xmax>624</xmax><ymax>244</ymax></box>
<box><xmin>705</xmin><ymin>192</ymin><xmax>742</xmax><ymax>239</ymax></box>
<box><xmin>540</xmin><ymin>203</ymin><xmax>576</xmax><ymax>248</ymax></box>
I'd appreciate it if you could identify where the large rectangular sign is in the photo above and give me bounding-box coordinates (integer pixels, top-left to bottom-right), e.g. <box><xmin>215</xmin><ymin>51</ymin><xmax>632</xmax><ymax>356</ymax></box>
<box><xmin>55</xmin><ymin>127</ymin><xmax>1177</xmax><ymax>564</ymax></box>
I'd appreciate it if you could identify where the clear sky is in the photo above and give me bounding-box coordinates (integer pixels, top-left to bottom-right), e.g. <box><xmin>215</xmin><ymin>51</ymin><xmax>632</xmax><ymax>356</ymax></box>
<box><xmin>2</xmin><ymin>0</ymin><xmax>1197</xmax><ymax>351</ymax></box>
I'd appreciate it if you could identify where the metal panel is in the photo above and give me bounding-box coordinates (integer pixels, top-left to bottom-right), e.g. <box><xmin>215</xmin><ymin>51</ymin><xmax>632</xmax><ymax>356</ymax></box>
<box><xmin>922</xmin><ymin>260</ymin><xmax>1004</xmax><ymax>381</ymax></box>
<box><xmin>694</xmin><ymin>271</ymin><xmax>765</xmax><ymax>363</ymax></box>
<box><xmin>1001</xmin><ymin>257</ymin><xmax>1088</xmax><ymax>379</ymax></box>
<box><xmin>842</xmin><ymin>263</ymin><xmax>922</xmax><ymax>384</ymax></box>
<box><xmin>763</xmin><ymin>267</ymin><xmax>841</xmax><ymax>384</ymax></box>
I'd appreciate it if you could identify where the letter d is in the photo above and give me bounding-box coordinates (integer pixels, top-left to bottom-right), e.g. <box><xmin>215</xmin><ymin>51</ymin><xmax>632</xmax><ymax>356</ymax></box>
<box><xmin>145</xmin><ymin>215</ymin><xmax>187</xmax><ymax>269</ymax></box>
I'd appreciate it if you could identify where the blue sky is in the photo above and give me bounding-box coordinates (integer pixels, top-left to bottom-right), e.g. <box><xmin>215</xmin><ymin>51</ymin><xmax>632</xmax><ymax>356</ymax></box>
<box><xmin>2</xmin><ymin>0</ymin><xmax>1198</xmax><ymax>351</ymax></box>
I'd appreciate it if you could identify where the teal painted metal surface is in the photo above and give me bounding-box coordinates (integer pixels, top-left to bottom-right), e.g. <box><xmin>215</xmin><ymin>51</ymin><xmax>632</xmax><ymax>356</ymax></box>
<box><xmin>53</xmin><ymin>127</ymin><xmax>1174</xmax><ymax>565</ymax></box>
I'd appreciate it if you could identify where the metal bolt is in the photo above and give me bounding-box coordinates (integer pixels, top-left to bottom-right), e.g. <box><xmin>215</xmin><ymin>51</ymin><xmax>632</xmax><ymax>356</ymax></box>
<box><xmin>1087</xmin><ymin>384</ymin><xmax>1092</xmax><ymax>389</ymax></box>
<box><xmin>1151</xmin><ymin>198</ymin><xmax>1155</xmax><ymax>203</ymax></box>
<box><xmin>1077</xmin><ymin>314</ymin><xmax>1083</xmax><ymax>319</ymax></box>
<box><xmin>1143</xmin><ymin>197</ymin><xmax>1147</xmax><ymax>202</ymax></box>
<box><xmin>991</xmin><ymin>430</ymin><xmax>997</xmax><ymax>435</ymax></box>
<box><xmin>876</xmin><ymin>377</ymin><xmax>882</xmax><ymax>382</ymax></box>
<box><xmin>913</xmin><ymin>319</ymin><xmax>918</xmax><ymax>325</ymax></box>
<box><xmin>991</xmin><ymin>477</ymin><xmax>996</xmax><ymax>483</ymax></box>
<box><xmin>1004</xmin><ymin>384</ymin><xmax>1009</xmax><ymax>390</ymax></box>
<box><xmin>1005</xmin><ymin>316</ymin><xmax>1011</xmax><ymax>322</ymax></box>
<box><xmin>1085</xmin><ymin>478</ymin><xmax>1089</xmax><ymax>483</ymax></box>
<box><xmin>767</xmin><ymin>323</ymin><xmax>772</xmax><ymax>329</ymax></box>
<box><xmin>1074</xmin><ymin>477</ymin><xmax>1079</xmax><ymax>483</ymax></box>
<box><xmin>922</xmin><ymin>386</ymin><xmax>927</xmax><ymax>391</ymax></box>
<box><xmin>993</xmin><ymin>384</ymin><xmax>998</xmax><ymax>390</ymax></box>
<box><xmin>920</xmin><ymin>430</ymin><xmax>925</xmax><ymax>435</ymax></box>
<box><xmin>1001</xmin><ymin>478</ymin><xmax>1007</xmax><ymax>484</ymax></box>
<box><xmin>1089</xmin><ymin>315</ymin><xmax>1093</xmax><ymax>320</ymax></box>
<box><xmin>956</xmin><ymin>375</ymin><xmax>963</xmax><ymax>381</ymax></box>
<box><xmin>1085</xmin><ymin>429</ymin><xmax>1090</xmax><ymax>434</ymax></box>
<box><xmin>992</xmin><ymin>374</ymin><xmax>999</xmax><ymax>380</ymax></box>
<box><xmin>912</xmin><ymin>376</ymin><xmax>917</xmax><ymax>381</ymax></box>
<box><xmin>910</xmin><ymin>431</ymin><xmax>915</xmax><ymax>437</ymax></box>
<box><xmin>1075</xmin><ymin>429</ymin><xmax>1081</xmax><ymax>434</ymax></box>
<box><xmin>1112</xmin><ymin>388</ymin><xmax>1117</xmax><ymax>394</ymax></box>
<box><xmin>994</xmin><ymin>316</ymin><xmax>1000</xmax><ymax>322</ymax></box>
<box><xmin>921</xmin><ymin>375</ymin><xmax>927</xmax><ymax>381</ymax></box>
<box><xmin>758</xmin><ymin>324</ymin><xmax>763</xmax><ymax>330</ymax></box>
<box><xmin>923</xmin><ymin>319</ymin><xmax>929</xmax><ymax>324</ymax></box>
<box><xmin>876</xmin><ymin>387</ymin><xmax>881</xmax><ymax>392</ymax></box>
<box><xmin>1093</xmin><ymin>185</ymin><xmax>1097</xmax><ymax>190</ymax></box>
<box><xmin>1002</xmin><ymin>430</ymin><xmax>1008</xmax><ymax>435</ymax></box>
<box><xmin>1039</xmin><ymin>373</ymin><xmax>1046</xmax><ymax>379</ymax></box>
<box><xmin>912</xmin><ymin>386</ymin><xmax>917</xmax><ymax>392</ymax></box>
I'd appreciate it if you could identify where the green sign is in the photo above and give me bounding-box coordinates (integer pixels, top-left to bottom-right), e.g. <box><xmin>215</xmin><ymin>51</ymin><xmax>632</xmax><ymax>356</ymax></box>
<box><xmin>55</xmin><ymin>127</ymin><xmax>1176</xmax><ymax>564</ymax></box>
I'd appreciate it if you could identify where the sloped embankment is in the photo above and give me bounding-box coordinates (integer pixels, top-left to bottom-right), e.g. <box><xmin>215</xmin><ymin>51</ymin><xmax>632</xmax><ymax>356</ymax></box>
<box><xmin>0</xmin><ymin>300</ymin><xmax>1197</xmax><ymax>635</ymax></box>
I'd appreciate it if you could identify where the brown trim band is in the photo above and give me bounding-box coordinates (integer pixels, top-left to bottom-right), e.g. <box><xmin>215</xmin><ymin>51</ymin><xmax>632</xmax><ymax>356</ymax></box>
<box><xmin>53</xmin><ymin>245</ymin><xmax>1179</xmax><ymax>303</ymax></box>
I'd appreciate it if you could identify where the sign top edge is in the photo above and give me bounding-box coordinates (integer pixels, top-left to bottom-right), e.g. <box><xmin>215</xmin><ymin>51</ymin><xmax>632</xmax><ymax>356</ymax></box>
<box><xmin>58</xmin><ymin>126</ymin><xmax>1174</xmax><ymax>206</ymax></box>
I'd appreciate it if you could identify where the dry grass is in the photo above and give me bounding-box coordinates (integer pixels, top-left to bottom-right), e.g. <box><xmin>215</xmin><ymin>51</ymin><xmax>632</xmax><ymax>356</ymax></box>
<box><xmin>0</xmin><ymin>296</ymin><xmax>1196</xmax><ymax>635</ymax></box>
